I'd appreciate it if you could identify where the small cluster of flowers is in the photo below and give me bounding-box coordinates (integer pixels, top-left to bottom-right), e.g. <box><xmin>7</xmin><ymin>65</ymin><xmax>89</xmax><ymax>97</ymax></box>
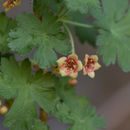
<box><xmin>56</xmin><ymin>53</ymin><xmax>101</xmax><ymax>79</ymax></box>
<box><xmin>1</xmin><ymin>0</ymin><xmax>21</xmax><ymax>12</ymax></box>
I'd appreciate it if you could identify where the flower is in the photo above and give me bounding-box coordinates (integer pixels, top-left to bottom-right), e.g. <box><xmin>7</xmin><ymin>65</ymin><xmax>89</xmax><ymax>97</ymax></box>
<box><xmin>83</xmin><ymin>54</ymin><xmax>101</xmax><ymax>78</ymax></box>
<box><xmin>56</xmin><ymin>54</ymin><xmax>82</xmax><ymax>78</ymax></box>
<box><xmin>3</xmin><ymin>0</ymin><xmax>21</xmax><ymax>12</ymax></box>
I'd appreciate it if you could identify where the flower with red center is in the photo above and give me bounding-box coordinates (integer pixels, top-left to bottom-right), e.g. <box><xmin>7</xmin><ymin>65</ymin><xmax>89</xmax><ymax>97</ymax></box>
<box><xmin>83</xmin><ymin>54</ymin><xmax>101</xmax><ymax>78</ymax></box>
<box><xmin>57</xmin><ymin>54</ymin><xmax>82</xmax><ymax>78</ymax></box>
<box><xmin>3</xmin><ymin>0</ymin><xmax>21</xmax><ymax>12</ymax></box>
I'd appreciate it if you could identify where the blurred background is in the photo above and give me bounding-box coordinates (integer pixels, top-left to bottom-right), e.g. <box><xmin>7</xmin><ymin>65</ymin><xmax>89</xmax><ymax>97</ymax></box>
<box><xmin>0</xmin><ymin>0</ymin><xmax>130</xmax><ymax>130</ymax></box>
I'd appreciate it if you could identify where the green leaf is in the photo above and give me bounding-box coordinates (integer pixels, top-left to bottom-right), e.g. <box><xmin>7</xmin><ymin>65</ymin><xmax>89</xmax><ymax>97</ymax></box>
<box><xmin>53</xmin><ymin>77</ymin><xmax>105</xmax><ymax>130</ymax></box>
<box><xmin>0</xmin><ymin>58</ymin><xmax>105</xmax><ymax>129</ymax></box>
<box><xmin>0</xmin><ymin>12</ymin><xmax>16</xmax><ymax>52</ymax></box>
<box><xmin>67</xmin><ymin>106</ymin><xmax>105</xmax><ymax>130</ymax></box>
<box><xmin>75</xmin><ymin>25</ymin><xmax>98</xmax><ymax>46</ymax></box>
<box><xmin>0</xmin><ymin>57</ymin><xmax>30</xmax><ymax>99</ymax></box>
<box><xmin>64</xmin><ymin>0</ymin><xmax>100</xmax><ymax>14</ymax></box>
<box><xmin>4</xmin><ymin>87</ymin><xmax>37</xmax><ymax>130</ymax></box>
<box><xmin>55</xmin><ymin>77</ymin><xmax>76</xmax><ymax>104</ymax></box>
<box><xmin>77</xmin><ymin>95</ymin><xmax>90</xmax><ymax>107</ymax></box>
<box><xmin>31</xmin><ymin>120</ymin><xmax>49</xmax><ymax>130</ymax></box>
<box><xmin>54</xmin><ymin>103</ymin><xmax>105</xmax><ymax>130</ymax></box>
<box><xmin>8</xmin><ymin>13</ymin><xmax>71</xmax><ymax>69</ymax></box>
<box><xmin>33</xmin><ymin>0</ymin><xmax>63</xmax><ymax>15</ymax></box>
<box><xmin>0</xmin><ymin>57</ymin><xmax>59</xmax><ymax>129</ymax></box>
<box><xmin>31</xmin><ymin>72</ymin><xmax>59</xmax><ymax>113</ymax></box>
<box><xmin>92</xmin><ymin>0</ymin><xmax>130</xmax><ymax>72</ymax></box>
<box><xmin>69</xmin><ymin>12</ymin><xmax>98</xmax><ymax>46</ymax></box>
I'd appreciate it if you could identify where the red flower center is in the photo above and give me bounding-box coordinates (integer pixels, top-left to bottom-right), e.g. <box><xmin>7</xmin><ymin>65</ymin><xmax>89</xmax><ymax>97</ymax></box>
<box><xmin>85</xmin><ymin>57</ymin><xmax>95</xmax><ymax>72</ymax></box>
<box><xmin>63</xmin><ymin>58</ymin><xmax>78</xmax><ymax>72</ymax></box>
<box><xmin>7</xmin><ymin>0</ymin><xmax>19</xmax><ymax>8</ymax></box>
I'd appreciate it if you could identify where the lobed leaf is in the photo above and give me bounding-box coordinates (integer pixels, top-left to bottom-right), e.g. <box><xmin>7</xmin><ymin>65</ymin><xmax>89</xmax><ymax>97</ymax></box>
<box><xmin>0</xmin><ymin>12</ymin><xmax>16</xmax><ymax>52</ymax></box>
<box><xmin>53</xmin><ymin>77</ymin><xmax>105</xmax><ymax>130</ymax></box>
<box><xmin>0</xmin><ymin>58</ymin><xmax>59</xmax><ymax>129</ymax></box>
<box><xmin>8</xmin><ymin>13</ymin><xmax>71</xmax><ymax>69</ymax></box>
<box><xmin>64</xmin><ymin>0</ymin><xmax>100</xmax><ymax>14</ymax></box>
<box><xmin>92</xmin><ymin>0</ymin><xmax>130</xmax><ymax>72</ymax></box>
<box><xmin>33</xmin><ymin>0</ymin><xmax>63</xmax><ymax>15</ymax></box>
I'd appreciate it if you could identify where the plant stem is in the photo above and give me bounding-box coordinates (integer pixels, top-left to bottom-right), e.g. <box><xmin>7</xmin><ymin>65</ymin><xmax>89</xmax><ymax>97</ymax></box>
<box><xmin>59</xmin><ymin>9</ymin><xmax>69</xmax><ymax>18</ymax></box>
<box><xmin>57</xmin><ymin>7</ymin><xmax>64</xmax><ymax>17</ymax></box>
<box><xmin>62</xmin><ymin>19</ymin><xmax>100</xmax><ymax>29</ymax></box>
<box><xmin>64</xmin><ymin>24</ymin><xmax>75</xmax><ymax>54</ymax></box>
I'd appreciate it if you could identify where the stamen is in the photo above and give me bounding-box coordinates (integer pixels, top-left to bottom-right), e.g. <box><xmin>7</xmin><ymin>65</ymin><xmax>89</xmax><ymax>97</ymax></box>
<box><xmin>86</xmin><ymin>57</ymin><xmax>95</xmax><ymax>68</ymax></box>
<box><xmin>64</xmin><ymin>58</ymin><xmax>78</xmax><ymax>72</ymax></box>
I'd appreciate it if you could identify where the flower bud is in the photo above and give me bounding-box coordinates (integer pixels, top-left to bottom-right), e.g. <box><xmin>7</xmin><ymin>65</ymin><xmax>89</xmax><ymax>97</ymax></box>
<box><xmin>68</xmin><ymin>79</ymin><xmax>77</xmax><ymax>86</ymax></box>
<box><xmin>0</xmin><ymin>106</ymin><xmax>8</xmax><ymax>115</ymax></box>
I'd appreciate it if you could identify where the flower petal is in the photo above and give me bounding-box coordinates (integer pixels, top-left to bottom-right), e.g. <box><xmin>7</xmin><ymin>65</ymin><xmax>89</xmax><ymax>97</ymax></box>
<box><xmin>78</xmin><ymin>60</ymin><xmax>83</xmax><ymax>71</ymax></box>
<box><xmin>3</xmin><ymin>2</ymin><xmax>7</xmax><ymax>7</ymax></box>
<box><xmin>59</xmin><ymin>69</ymin><xmax>68</xmax><ymax>77</ymax></box>
<box><xmin>70</xmin><ymin>72</ymin><xmax>78</xmax><ymax>78</ymax></box>
<box><xmin>83</xmin><ymin>67</ymin><xmax>87</xmax><ymax>75</ymax></box>
<box><xmin>91</xmin><ymin>55</ymin><xmax>98</xmax><ymax>62</ymax></box>
<box><xmin>3</xmin><ymin>0</ymin><xmax>21</xmax><ymax>12</ymax></box>
<box><xmin>68</xmin><ymin>53</ymin><xmax>78</xmax><ymax>60</ymax></box>
<box><xmin>56</xmin><ymin>57</ymin><xmax>66</xmax><ymax>66</ymax></box>
<box><xmin>84</xmin><ymin>54</ymin><xmax>89</xmax><ymax>63</ymax></box>
<box><xmin>88</xmin><ymin>72</ymin><xmax>95</xmax><ymax>78</ymax></box>
<box><xmin>94</xmin><ymin>63</ymin><xmax>101</xmax><ymax>70</ymax></box>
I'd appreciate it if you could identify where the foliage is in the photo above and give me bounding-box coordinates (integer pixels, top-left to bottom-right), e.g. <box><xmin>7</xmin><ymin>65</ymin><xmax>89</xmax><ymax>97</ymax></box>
<box><xmin>0</xmin><ymin>12</ymin><xmax>16</xmax><ymax>52</ymax></box>
<box><xmin>92</xmin><ymin>0</ymin><xmax>130</xmax><ymax>72</ymax></box>
<box><xmin>0</xmin><ymin>58</ymin><xmax>105</xmax><ymax>130</ymax></box>
<box><xmin>8</xmin><ymin>12</ymin><xmax>71</xmax><ymax>69</ymax></box>
<box><xmin>69</xmin><ymin>12</ymin><xmax>98</xmax><ymax>46</ymax></box>
<box><xmin>0</xmin><ymin>57</ymin><xmax>57</xmax><ymax>129</ymax></box>
<box><xmin>53</xmin><ymin>78</ymin><xmax>105</xmax><ymax>130</ymax></box>
<box><xmin>64</xmin><ymin>0</ymin><xmax>100</xmax><ymax>14</ymax></box>
<box><xmin>0</xmin><ymin>0</ymin><xmax>129</xmax><ymax>129</ymax></box>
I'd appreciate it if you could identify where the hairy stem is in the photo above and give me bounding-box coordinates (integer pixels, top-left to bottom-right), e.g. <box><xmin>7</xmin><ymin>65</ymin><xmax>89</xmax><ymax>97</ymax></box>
<box><xmin>62</xmin><ymin>19</ymin><xmax>100</xmax><ymax>29</ymax></box>
<box><xmin>64</xmin><ymin>24</ymin><xmax>75</xmax><ymax>54</ymax></box>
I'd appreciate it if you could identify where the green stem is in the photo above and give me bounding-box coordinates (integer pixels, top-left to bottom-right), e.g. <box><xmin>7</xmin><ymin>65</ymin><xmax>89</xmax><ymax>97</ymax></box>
<box><xmin>61</xmin><ymin>19</ymin><xmax>100</xmax><ymax>29</ymax></box>
<box><xmin>57</xmin><ymin>7</ymin><xmax>64</xmax><ymax>17</ymax></box>
<box><xmin>60</xmin><ymin>9</ymin><xmax>69</xmax><ymax>18</ymax></box>
<box><xmin>64</xmin><ymin>24</ymin><xmax>75</xmax><ymax>54</ymax></box>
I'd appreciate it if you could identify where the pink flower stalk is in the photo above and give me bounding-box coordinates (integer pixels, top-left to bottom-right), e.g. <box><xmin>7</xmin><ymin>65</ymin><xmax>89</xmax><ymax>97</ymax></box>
<box><xmin>57</xmin><ymin>54</ymin><xmax>82</xmax><ymax>78</ymax></box>
<box><xmin>3</xmin><ymin>0</ymin><xmax>21</xmax><ymax>12</ymax></box>
<box><xmin>83</xmin><ymin>54</ymin><xmax>101</xmax><ymax>78</ymax></box>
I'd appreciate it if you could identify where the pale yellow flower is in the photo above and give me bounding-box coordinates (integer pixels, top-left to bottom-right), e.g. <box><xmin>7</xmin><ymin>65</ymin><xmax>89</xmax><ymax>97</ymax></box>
<box><xmin>3</xmin><ymin>0</ymin><xmax>21</xmax><ymax>12</ymax></box>
<box><xmin>83</xmin><ymin>54</ymin><xmax>101</xmax><ymax>78</ymax></box>
<box><xmin>57</xmin><ymin>54</ymin><xmax>82</xmax><ymax>78</ymax></box>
